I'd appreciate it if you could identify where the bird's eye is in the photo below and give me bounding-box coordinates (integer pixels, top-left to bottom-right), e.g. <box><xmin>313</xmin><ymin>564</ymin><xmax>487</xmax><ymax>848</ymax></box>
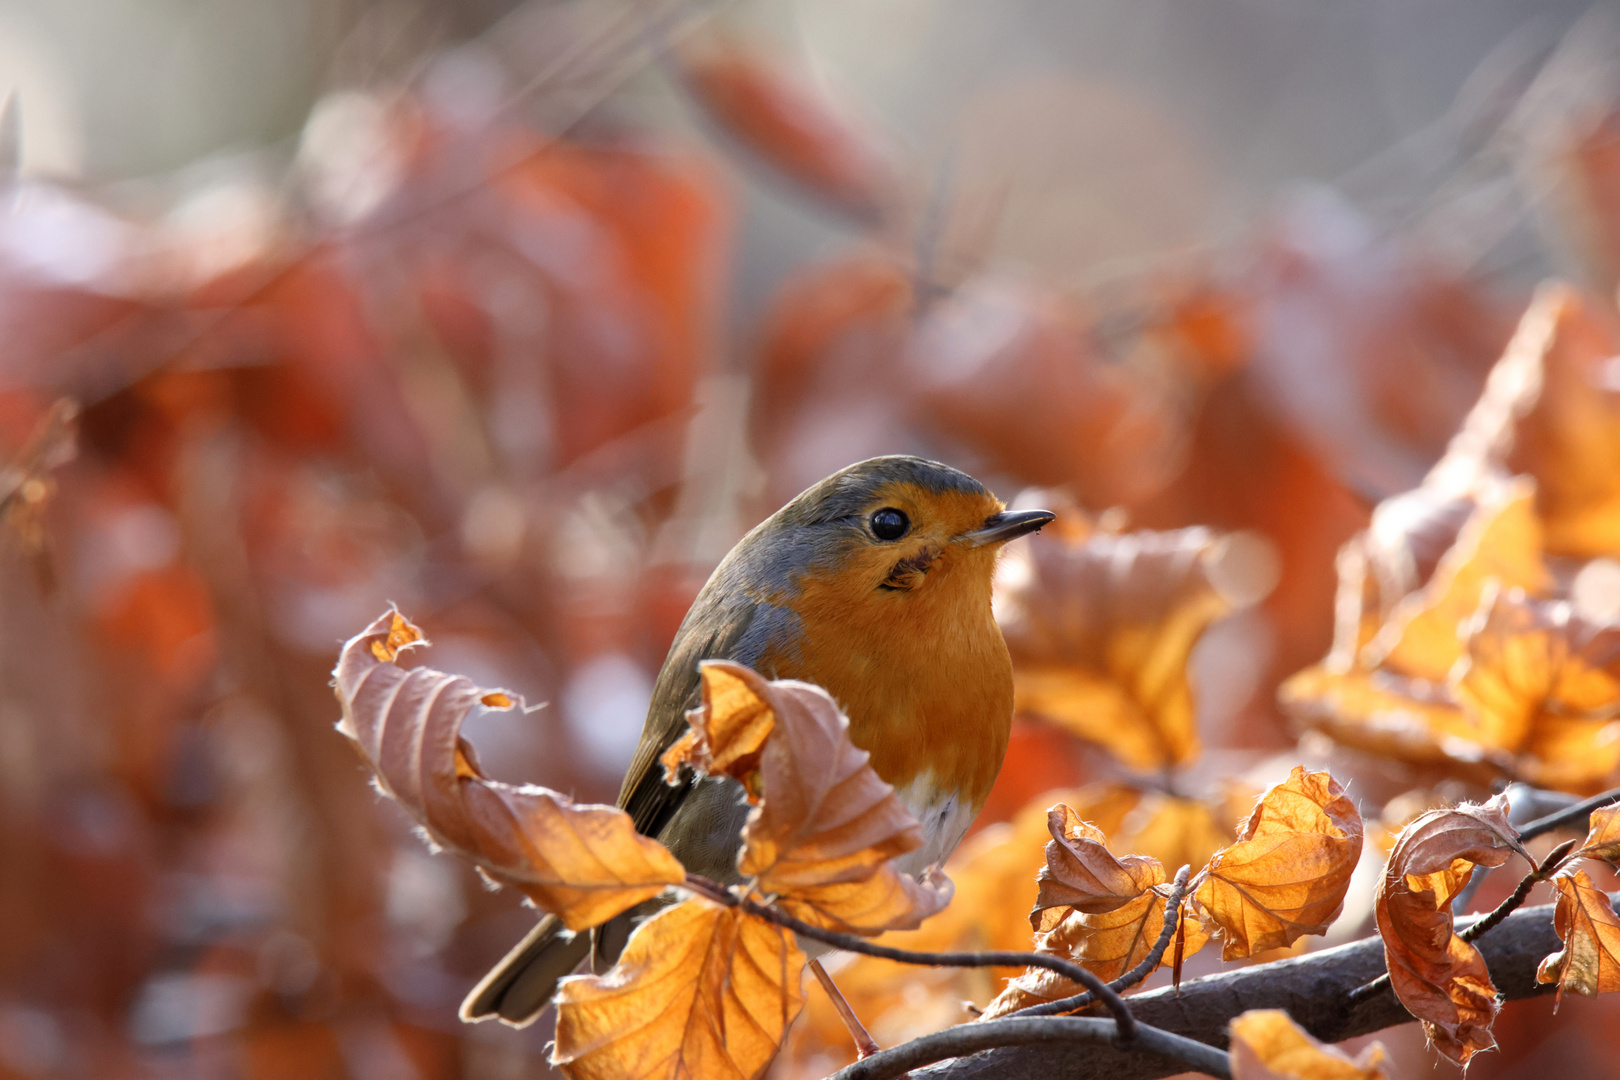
<box><xmin>870</xmin><ymin>507</ymin><xmax>909</xmax><ymax>541</ymax></box>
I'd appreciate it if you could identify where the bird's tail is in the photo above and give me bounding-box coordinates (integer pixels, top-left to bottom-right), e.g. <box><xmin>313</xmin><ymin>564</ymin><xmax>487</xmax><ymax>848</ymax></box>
<box><xmin>459</xmin><ymin>914</ymin><xmax>591</xmax><ymax>1027</ymax></box>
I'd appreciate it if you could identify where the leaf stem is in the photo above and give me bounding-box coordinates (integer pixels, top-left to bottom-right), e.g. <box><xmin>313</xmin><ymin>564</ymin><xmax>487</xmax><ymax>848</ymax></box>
<box><xmin>823</xmin><ymin>1015</ymin><xmax>1231</xmax><ymax>1080</ymax></box>
<box><xmin>680</xmin><ymin>875</ymin><xmax>1138</xmax><ymax>1041</ymax></box>
<box><xmin>809</xmin><ymin>957</ymin><xmax>881</xmax><ymax>1059</ymax></box>
<box><xmin>1518</xmin><ymin>787</ymin><xmax>1620</xmax><ymax>842</ymax></box>
<box><xmin>1347</xmin><ymin>837</ymin><xmax>1578</xmax><ymax>1005</ymax></box>
<box><xmin>1005</xmin><ymin>865</ymin><xmax>1193</xmax><ymax>1020</ymax></box>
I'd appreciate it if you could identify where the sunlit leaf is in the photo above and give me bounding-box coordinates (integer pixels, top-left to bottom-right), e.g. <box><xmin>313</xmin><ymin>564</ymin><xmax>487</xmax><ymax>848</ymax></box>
<box><xmin>1537</xmin><ymin>868</ymin><xmax>1620</xmax><ymax>1007</ymax></box>
<box><xmin>1193</xmin><ymin>768</ymin><xmax>1363</xmax><ymax>959</ymax></box>
<box><xmin>1575</xmin><ymin>804</ymin><xmax>1620</xmax><ymax>863</ymax></box>
<box><xmin>998</xmin><ymin>524</ymin><xmax>1275</xmax><ymax>770</ymax></box>
<box><xmin>1228</xmin><ymin>1009</ymin><xmax>1390</xmax><ymax>1080</ymax></box>
<box><xmin>552</xmin><ymin>898</ymin><xmax>806</xmax><ymax>1080</ymax></box>
<box><xmin>679</xmin><ymin>661</ymin><xmax>952</xmax><ymax>935</ymax></box>
<box><xmin>333</xmin><ymin>609</ymin><xmax>685</xmax><ymax>931</ymax></box>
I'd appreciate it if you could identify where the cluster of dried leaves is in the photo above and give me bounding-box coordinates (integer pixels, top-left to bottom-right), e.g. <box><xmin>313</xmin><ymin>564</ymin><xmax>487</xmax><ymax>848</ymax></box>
<box><xmin>335</xmin><ymin>608</ymin><xmax>967</xmax><ymax>1079</ymax></box>
<box><xmin>1284</xmin><ymin>286</ymin><xmax>1620</xmax><ymax>795</ymax></box>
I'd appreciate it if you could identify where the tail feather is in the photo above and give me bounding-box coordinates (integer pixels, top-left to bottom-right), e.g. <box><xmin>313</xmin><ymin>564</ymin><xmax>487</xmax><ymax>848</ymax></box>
<box><xmin>459</xmin><ymin>915</ymin><xmax>591</xmax><ymax>1027</ymax></box>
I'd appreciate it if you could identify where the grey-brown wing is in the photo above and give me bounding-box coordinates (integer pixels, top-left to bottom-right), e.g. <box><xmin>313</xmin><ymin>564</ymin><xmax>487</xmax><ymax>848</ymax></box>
<box><xmin>617</xmin><ymin>599</ymin><xmax>757</xmax><ymax>839</ymax></box>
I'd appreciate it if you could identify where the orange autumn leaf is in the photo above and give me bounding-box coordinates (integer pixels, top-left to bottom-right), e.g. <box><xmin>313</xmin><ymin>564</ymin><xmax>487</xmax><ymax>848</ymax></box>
<box><xmin>661</xmin><ymin>661</ymin><xmax>778</xmax><ymax>803</ymax></box>
<box><xmin>1373</xmin><ymin>794</ymin><xmax>1527</xmax><ymax>1065</ymax></box>
<box><xmin>1194</xmin><ymin>768</ymin><xmax>1363</xmax><ymax>959</ymax></box>
<box><xmin>1450</xmin><ymin>585</ymin><xmax>1620</xmax><ymax>792</ymax></box>
<box><xmin>1032</xmin><ymin>804</ymin><xmax>1165</xmax><ymax>918</ymax></box>
<box><xmin>333</xmin><ymin>609</ymin><xmax>685</xmax><ymax>931</ymax></box>
<box><xmin>1228</xmin><ymin>1009</ymin><xmax>1390</xmax><ymax>1080</ymax></box>
<box><xmin>678</xmin><ymin>661</ymin><xmax>952</xmax><ymax>935</ymax></box>
<box><xmin>1428</xmin><ymin>283</ymin><xmax>1620</xmax><ymax>560</ymax></box>
<box><xmin>1575</xmin><ymin>804</ymin><xmax>1620</xmax><ymax>863</ymax></box>
<box><xmin>551</xmin><ymin>898</ymin><xmax>806</xmax><ymax>1080</ymax></box>
<box><xmin>1362</xmin><ymin>476</ymin><xmax>1550</xmax><ymax>683</ymax></box>
<box><xmin>997</xmin><ymin>524</ymin><xmax>1276</xmax><ymax>770</ymax></box>
<box><xmin>1537</xmin><ymin>868</ymin><xmax>1620</xmax><ymax>1007</ymax></box>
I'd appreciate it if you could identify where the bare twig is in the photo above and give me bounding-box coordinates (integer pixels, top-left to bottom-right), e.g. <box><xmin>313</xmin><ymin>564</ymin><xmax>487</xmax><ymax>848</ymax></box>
<box><xmin>825</xmin><ymin>1016</ymin><xmax>1231</xmax><ymax>1080</ymax></box>
<box><xmin>680</xmin><ymin>875</ymin><xmax>1137</xmax><ymax>1041</ymax></box>
<box><xmin>1006</xmin><ymin>866</ymin><xmax>1193</xmax><ymax>1020</ymax></box>
<box><xmin>810</xmin><ymin>957</ymin><xmax>881</xmax><ymax>1059</ymax></box>
<box><xmin>1348</xmin><ymin>838</ymin><xmax>1577</xmax><ymax>1005</ymax></box>
<box><xmin>1518</xmin><ymin>786</ymin><xmax>1620</xmax><ymax>842</ymax></box>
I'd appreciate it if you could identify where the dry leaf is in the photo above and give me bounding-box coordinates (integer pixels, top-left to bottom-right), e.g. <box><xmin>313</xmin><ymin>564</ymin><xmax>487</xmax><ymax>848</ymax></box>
<box><xmin>661</xmin><ymin>661</ymin><xmax>778</xmax><ymax>802</ymax></box>
<box><xmin>1537</xmin><ymin>868</ymin><xmax>1620</xmax><ymax>1006</ymax></box>
<box><xmin>1451</xmin><ymin>585</ymin><xmax>1620</xmax><ymax>792</ymax></box>
<box><xmin>680</xmin><ymin>662</ymin><xmax>953</xmax><ymax>935</ymax></box>
<box><xmin>1193</xmin><ymin>768</ymin><xmax>1363</xmax><ymax>959</ymax></box>
<box><xmin>1363</xmin><ymin>476</ymin><xmax>1550</xmax><ymax>683</ymax></box>
<box><xmin>552</xmin><ymin>897</ymin><xmax>806</xmax><ymax>1080</ymax></box>
<box><xmin>1032</xmin><ymin>804</ymin><xmax>1165</xmax><ymax>919</ymax></box>
<box><xmin>998</xmin><ymin>525</ymin><xmax>1274</xmax><ymax>770</ymax></box>
<box><xmin>1428</xmin><ymin>283</ymin><xmax>1620</xmax><ymax>559</ymax></box>
<box><xmin>1228</xmin><ymin>1009</ymin><xmax>1389</xmax><ymax>1080</ymax></box>
<box><xmin>981</xmin><ymin>883</ymin><xmax>1209</xmax><ymax>1019</ymax></box>
<box><xmin>675</xmin><ymin>36</ymin><xmax>894</xmax><ymax>226</ymax></box>
<box><xmin>333</xmin><ymin>610</ymin><xmax>685</xmax><ymax>930</ymax></box>
<box><xmin>1373</xmin><ymin>794</ymin><xmax>1527</xmax><ymax>1065</ymax></box>
<box><xmin>1575</xmin><ymin>804</ymin><xmax>1620</xmax><ymax>863</ymax></box>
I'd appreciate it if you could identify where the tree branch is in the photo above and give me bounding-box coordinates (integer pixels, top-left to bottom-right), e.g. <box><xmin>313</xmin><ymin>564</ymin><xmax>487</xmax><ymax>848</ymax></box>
<box><xmin>904</xmin><ymin>900</ymin><xmax>1564</xmax><ymax>1080</ymax></box>
<box><xmin>827</xmin><ymin>1016</ymin><xmax>1232</xmax><ymax>1080</ymax></box>
<box><xmin>1518</xmin><ymin>786</ymin><xmax>1620</xmax><ymax>842</ymax></box>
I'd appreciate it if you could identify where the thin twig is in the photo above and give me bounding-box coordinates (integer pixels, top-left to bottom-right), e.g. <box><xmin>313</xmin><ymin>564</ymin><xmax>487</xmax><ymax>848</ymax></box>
<box><xmin>824</xmin><ymin>1015</ymin><xmax>1231</xmax><ymax>1080</ymax></box>
<box><xmin>1006</xmin><ymin>865</ymin><xmax>1193</xmax><ymax>1020</ymax></box>
<box><xmin>1458</xmin><ymin>838</ymin><xmax>1577</xmax><ymax>942</ymax></box>
<box><xmin>1348</xmin><ymin>837</ymin><xmax>1578</xmax><ymax>1004</ymax></box>
<box><xmin>810</xmin><ymin>957</ymin><xmax>881</xmax><ymax>1059</ymax></box>
<box><xmin>680</xmin><ymin>875</ymin><xmax>1137</xmax><ymax>1041</ymax></box>
<box><xmin>1518</xmin><ymin>786</ymin><xmax>1620</xmax><ymax>842</ymax></box>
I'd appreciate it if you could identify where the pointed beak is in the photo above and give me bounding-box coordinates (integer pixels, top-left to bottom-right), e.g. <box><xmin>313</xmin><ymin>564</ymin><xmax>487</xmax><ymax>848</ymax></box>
<box><xmin>959</xmin><ymin>509</ymin><xmax>1056</xmax><ymax>547</ymax></box>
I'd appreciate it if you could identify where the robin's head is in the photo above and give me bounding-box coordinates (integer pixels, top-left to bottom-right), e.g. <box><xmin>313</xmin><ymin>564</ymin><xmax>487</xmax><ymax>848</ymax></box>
<box><xmin>758</xmin><ymin>457</ymin><xmax>1053</xmax><ymax>613</ymax></box>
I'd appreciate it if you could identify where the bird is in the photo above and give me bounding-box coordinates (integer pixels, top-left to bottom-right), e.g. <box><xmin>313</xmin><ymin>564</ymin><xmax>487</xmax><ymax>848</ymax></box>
<box><xmin>461</xmin><ymin>455</ymin><xmax>1054</xmax><ymax>1026</ymax></box>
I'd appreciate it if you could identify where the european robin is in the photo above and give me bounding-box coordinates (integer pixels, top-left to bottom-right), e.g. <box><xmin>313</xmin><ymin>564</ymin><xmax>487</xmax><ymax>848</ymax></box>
<box><xmin>462</xmin><ymin>455</ymin><xmax>1053</xmax><ymax>1025</ymax></box>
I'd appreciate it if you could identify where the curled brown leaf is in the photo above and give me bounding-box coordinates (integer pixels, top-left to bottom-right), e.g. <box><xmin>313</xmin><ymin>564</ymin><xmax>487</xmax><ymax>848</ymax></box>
<box><xmin>678</xmin><ymin>661</ymin><xmax>953</xmax><ymax>935</ymax></box>
<box><xmin>334</xmin><ymin>609</ymin><xmax>685</xmax><ymax>931</ymax></box>
<box><xmin>1373</xmin><ymin>793</ymin><xmax>1527</xmax><ymax>1065</ymax></box>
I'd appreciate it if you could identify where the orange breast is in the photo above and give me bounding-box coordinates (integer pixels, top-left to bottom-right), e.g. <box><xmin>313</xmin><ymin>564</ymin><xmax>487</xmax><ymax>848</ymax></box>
<box><xmin>761</xmin><ymin>547</ymin><xmax>1014</xmax><ymax>813</ymax></box>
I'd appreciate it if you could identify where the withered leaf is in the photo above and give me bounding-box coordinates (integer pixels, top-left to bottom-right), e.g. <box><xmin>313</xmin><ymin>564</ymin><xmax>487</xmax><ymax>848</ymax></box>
<box><xmin>1363</xmin><ymin>477</ymin><xmax>1550</xmax><ymax>683</ymax></box>
<box><xmin>691</xmin><ymin>662</ymin><xmax>953</xmax><ymax>934</ymax></box>
<box><xmin>661</xmin><ymin>661</ymin><xmax>778</xmax><ymax>802</ymax></box>
<box><xmin>1537</xmin><ymin>868</ymin><xmax>1620</xmax><ymax>1006</ymax></box>
<box><xmin>552</xmin><ymin>897</ymin><xmax>806</xmax><ymax>1080</ymax></box>
<box><xmin>1228</xmin><ymin>1009</ymin><xmax>1389</xmax><ymax>1080</ymax></box>
<box><xmin>1373</xmin><ymin>794</ymin><xmax>1527</xmax><ymax>1065</ymax></box>
<box><xmin>1451</xmin><ymin>585</ymin><xmax>1620</xmax><ymax>793</ymax></box>
<box><xmin>998</xmin><ymin>525</ymin><xmax>1274</xmax><ymax>770</ymax></box>
<box><xmin>1575</xmin><ymin>804</ymin><xmax>1620</xmax><ymax>863</ymax></box>
<box><xmin>1032</xmin><ymin>804</ymin><xmax>1165</xmax><ymax>920</ymax></box>
<box><xmin>980</xmin><ymin>884</ymin><xmax>1209</xmax><ymax>1020</ymax></box>
<box><xmin>1428</xmin><ymin>283</ymin><xmax>1620</xmax><ymax>560</ymax></box>
<box><xmin>1194</xmin><ymin>768</ymin><xmax>1363</xmax><ymax>959</ymax></box>
<box><xmin>334</xmin><ymin>610</ymin><xmax>685</xmax><ymax>931</ymax></box>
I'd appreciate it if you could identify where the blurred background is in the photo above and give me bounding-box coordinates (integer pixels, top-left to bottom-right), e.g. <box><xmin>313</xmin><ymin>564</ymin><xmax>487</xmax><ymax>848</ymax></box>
<box><xmin>4</xmin><ymin>0</ymin><xmax>1620</xmax><ymax>1076</ymax></box>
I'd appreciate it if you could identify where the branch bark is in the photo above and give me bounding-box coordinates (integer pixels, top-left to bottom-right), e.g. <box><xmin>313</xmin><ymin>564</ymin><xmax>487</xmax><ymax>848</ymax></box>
<box><xmin>909</xmin><ymin>901</ymin><xmax>1564</xmax><ymax>1080</ymax></box>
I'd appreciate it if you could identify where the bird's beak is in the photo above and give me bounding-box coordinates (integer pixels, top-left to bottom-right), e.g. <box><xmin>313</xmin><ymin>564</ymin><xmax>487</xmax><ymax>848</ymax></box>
<box><xmin>959</xmin><ymin>509</ymin><xmax>1056</xmax><ymax>547</ymax></box>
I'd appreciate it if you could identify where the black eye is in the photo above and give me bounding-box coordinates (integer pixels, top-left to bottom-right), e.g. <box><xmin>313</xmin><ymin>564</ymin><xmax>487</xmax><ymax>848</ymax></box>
<box><xmin>870</xmin><ymin>507</ymin><xmax>909</xmax><ymax>541</ymax></box>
